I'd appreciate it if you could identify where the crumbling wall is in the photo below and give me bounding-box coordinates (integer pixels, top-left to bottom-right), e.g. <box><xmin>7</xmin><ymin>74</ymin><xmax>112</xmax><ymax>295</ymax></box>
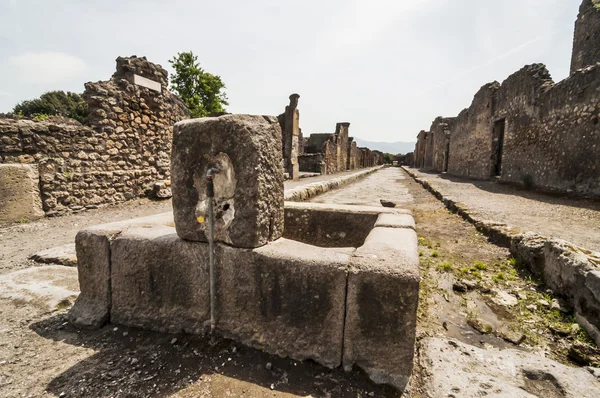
<box><xmin>571</xmin><ymin>0</ymin><xmax>600</xmax><ymax>74</ymax></box>
<box><xmin>298</xmin><ymin>153</ymin><xmax>323</xmax><ymax>173</ymax></box>
<box><xmin>446</xmin><ymin>83</ymin><xmax>498</xmax><ymax>179</ymax></box>
<box><xmin>335</xmin><ymin>122</ymin><xmax>350</xmax><ymax>172</ymax></box>
<box><xmin>414</xmin><ymin>130</ymin><xmax>428</xmax><ymax>168</ymax></box>
<box><xmin>0</xmin><ymin>56</ymin><xmax>189</xmax><ymax>215</ymax></box>
<box><xmin>497</xmin><ymin>64</ymin><xmax>599</xmax><ymax>194</ymax></box>
<box><xmin>429</xmin><ymin>117</ymin><xmax>455</xmax><ymax>172</ymax></box>
<box><xmin>416</xmin><ymin>63</ymin><xmax>600</xmax><ymax>195</ymax></box>
<box><xmin>347</xmin><ymin>138</ymin><xmax>360</xmax><ymax>170</ymax></box>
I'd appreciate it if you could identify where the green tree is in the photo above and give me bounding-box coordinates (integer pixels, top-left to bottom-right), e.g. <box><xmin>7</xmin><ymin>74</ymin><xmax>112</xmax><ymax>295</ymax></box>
<box><xmin>169</xmin><ymin>51</ymin><xmax>229</xmax><ymax>118</ymax></box>
<box><xmin>13</xmin><ymin>91</ymin><xmax>88</xmax><ymax>123</ymax></box>
<box><xmin>383</xmin><ymin>153</ymin><xmax>394</xmax><ymax>164</ymax></box>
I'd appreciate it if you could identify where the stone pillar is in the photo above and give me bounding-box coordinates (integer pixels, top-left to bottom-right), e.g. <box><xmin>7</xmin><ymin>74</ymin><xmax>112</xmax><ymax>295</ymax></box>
<box><xmin>171</xmin><ymin>114</ymin><xmax>284</xmax><ymax>248</ymax></box>
<box><xmin>571</xmin><ymin>0</ymin><xmax>600</xmax><ymax>74</ymax></box>
<box><xmin>280</xmin><ymin>94</ymin><xmax>301</xmax><ymax>180</ymax></box>
<box><xmin>335</xmin><ymin>122</ymin><xmax>350</xmax><ymax>171</ymax></box>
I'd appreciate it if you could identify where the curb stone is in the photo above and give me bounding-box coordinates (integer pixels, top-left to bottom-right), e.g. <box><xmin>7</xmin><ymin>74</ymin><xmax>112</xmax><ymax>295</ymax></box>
<box><xmin>284</xmin><ymin>166</ymin><xmax>384</xmax><ymax>202</ymax></box>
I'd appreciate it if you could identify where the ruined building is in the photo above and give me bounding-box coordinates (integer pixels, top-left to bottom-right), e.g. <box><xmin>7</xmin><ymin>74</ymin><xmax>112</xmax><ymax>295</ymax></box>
<box><xmin>413</xmin><ymin>0</ymin><xmax>600</xmax><ymax>196</ymax></box>
<box><xmin>299</xmin><ymin>122</ymin><xmax>384</xmax><ymax>174</ymax></box>
<box><xmin>0</xmin><ymin>56</ymin><xmax>189</xmax><ymax>222</ymax></box>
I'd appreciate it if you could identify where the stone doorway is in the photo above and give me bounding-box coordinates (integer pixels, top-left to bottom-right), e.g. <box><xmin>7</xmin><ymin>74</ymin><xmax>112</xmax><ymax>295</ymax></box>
<box><xmin>491</xmin><ymin>119</ymin><xmax>505</xmax><ymax>177</ymax></box>
<box><xmin>443</xmin><ymin>142</ymin><xmax>450</xmax><ymax>172</ymax></box>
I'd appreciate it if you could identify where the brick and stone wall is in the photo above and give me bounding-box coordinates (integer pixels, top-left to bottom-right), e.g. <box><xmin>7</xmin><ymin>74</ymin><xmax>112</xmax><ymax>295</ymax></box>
<box><xmin>300</xmin><ymin>125</ymin><xmax>382</xmax><ymax>175</ymax></box>
<box><xmin>570</xmin><ymin>0</ymin><xmax>600</xmax><ymax>75</ymax></box>
<box><xmin>446</xmin><ymin>83</ymin><xmax>498</xmax><ymax>180</ymax></box>
<box><xmin>0</xmin><ymin>56</ymin><xmax>189</xmax><ymax>216</ymax></box>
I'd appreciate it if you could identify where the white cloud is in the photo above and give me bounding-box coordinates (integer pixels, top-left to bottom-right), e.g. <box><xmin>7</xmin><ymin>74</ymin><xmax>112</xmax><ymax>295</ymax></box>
<box><xmin>0</xmin><ymin>90</ymin><xmax>11</xmax><ymax>97</ymax></box>
<box><xmin>8</xmin><ymin>52</ymin><xmax>86</xmax><ymax>84</ymax></box>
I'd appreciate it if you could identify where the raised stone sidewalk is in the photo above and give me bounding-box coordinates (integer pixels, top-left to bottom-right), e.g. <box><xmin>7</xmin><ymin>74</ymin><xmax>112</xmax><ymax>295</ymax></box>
<box><xmin>403</xmin><ymin>166</ymin><xmax>600</xmax><ymax>347</ymax></box>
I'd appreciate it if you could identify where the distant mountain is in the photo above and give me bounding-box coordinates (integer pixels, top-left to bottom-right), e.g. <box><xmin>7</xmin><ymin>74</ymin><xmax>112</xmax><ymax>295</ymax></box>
<box><xmin>352</xmin><ymin>138</ymin><xmax>415</xmax><ymax>155</ymax></box>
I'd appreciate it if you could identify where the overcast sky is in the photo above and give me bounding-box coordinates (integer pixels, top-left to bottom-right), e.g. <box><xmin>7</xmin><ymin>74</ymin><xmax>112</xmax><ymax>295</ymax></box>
<box><xmin>0</xmin><ymin>0</ymin><xmax>581</xmax><ymax>142</ymax></box>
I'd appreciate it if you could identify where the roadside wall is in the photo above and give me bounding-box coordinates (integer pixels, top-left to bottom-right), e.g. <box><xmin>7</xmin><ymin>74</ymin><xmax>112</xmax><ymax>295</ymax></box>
<box><xmin>301</xmin><ymin>125</ymin><xmax>383</xmax><ymax>175</ymax></box>
<box><xmin>0</xmin><ymin>56</ymin><xmax>189</xmax><ymax>215</ymax></box>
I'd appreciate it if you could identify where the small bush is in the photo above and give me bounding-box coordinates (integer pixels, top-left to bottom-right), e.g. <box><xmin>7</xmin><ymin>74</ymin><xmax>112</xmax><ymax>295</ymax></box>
<box><xmin>33</xmin><ymin>113</ymin><xmax>49</xmax><ymax>121</ymax></box>
<box><xmin>492</xmin><ymin>272</ymin><xmax>506</xmax><ymax>283</ymax></box>
<box><xmin>431</xmin><ymin>250</ymin><xmax>439</xmax><ymax>257</ymax></box>
<box><xmin>474</xmin><ymin>261</ymin><xmax>488</xmax><ymax>270</ymax></box>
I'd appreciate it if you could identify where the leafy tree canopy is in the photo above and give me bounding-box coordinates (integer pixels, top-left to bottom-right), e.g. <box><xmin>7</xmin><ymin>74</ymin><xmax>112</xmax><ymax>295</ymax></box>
<box><xmin>13</xmin><ymin>91</ymin><xmax>88</xmax><ymax>123</ymax></box>
<box><xmin>169</xmin><ymin>51</ymin><xmax>229</xmax><ymax>118</ymax></box>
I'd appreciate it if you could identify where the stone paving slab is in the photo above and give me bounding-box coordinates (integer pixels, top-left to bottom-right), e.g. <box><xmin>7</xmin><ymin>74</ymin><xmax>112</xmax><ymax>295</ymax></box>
<box><xmin>419</xmin><ymin>338</ymin><xmax>600</xmax><ymax>397</ymax></box>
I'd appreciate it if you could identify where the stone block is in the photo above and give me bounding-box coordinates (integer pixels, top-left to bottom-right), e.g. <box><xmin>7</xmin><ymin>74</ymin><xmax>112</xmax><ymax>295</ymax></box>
<box><xmin>344</xmin><ymin>226</ymin><xmax>420</xmax><ymax>390</ymax></box>
<box><xmin>68</xmin><ymin>212</ymin><xmax>175</xmax><ymax>329</ymax></box>
<box><xmin>543</xmin><ymin>238</ymin><xmax>593</xmax><ymax>298</ymax></box>
<box><xmin>575</xmin><ymin>270</ymin><xmax>600</xmax><ymax>346</ymax></box>
<box><xmin>68</xmin><ymin>230</ymin><xmax>112</xmax><ymax>329</ymax></box>
<box><xmin>0</xmin><ymin>163</ymin><xmax>44</xmax><ymax>224</ymax></box>
<box><xmin>215</xmin><ymin>238</ymin><xmax>351</xmax><ymax>368</ymax></box>
<box><xmin>110</xmin><ymin>226</ymin><xmax>210</xmax><ymax>334</ymax></box>
<box><xmin>171</xmin><ymin>114</ymin><xmax>284</xmax><ymax>248</ymax></box>
<box><xmin>283</xmin><ymin>203</ymin><xmax>378</xmax><ymax>248</ymax></box>
<box><xmin>374</xmin><ymin>213</ymin><xmax>416</xmax><ymax>230</ymax></box>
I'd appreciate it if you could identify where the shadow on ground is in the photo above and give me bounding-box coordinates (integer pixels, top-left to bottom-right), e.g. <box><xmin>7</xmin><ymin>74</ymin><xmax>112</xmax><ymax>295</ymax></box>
<box><xmin>30</xmin><ymin>313</ymin><xmax>397</xmax><ymax>397</ymax></box>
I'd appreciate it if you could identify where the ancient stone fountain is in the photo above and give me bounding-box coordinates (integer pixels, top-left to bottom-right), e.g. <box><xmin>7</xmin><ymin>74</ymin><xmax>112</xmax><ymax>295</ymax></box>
<box><xmin>68</xmin><ymin>114</ymin><xmax>420</xmax><ymax>390</ymax></box>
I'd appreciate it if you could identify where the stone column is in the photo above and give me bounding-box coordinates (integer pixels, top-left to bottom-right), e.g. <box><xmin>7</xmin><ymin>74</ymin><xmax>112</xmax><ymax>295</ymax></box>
<box><xmin>281</xmin><ymin>94</ymin><xmax>301</xmax><ymax>180</ymax></box>
<box><xmin>335</xmin><ymin>122</ymin><xmax>350</xmax><ymax>171</ymax></box>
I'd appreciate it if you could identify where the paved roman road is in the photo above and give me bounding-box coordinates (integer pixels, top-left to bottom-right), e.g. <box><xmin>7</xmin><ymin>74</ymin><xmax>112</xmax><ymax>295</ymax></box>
<box><xmin>309</xmin><ymin>167</ymin><xmax>414</xmax><ymax>207</ymax></box>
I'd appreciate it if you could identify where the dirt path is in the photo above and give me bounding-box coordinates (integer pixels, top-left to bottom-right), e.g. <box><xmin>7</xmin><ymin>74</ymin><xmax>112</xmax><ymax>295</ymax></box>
<box><xmin>405</xmin><ymin>168</ymin><xmax>600</xmax><ymax>252</ymax></box>
<box><xmin>0</xmin><ymin>198</ymin><xmax>172</xmax><ymax>275</ymax></box>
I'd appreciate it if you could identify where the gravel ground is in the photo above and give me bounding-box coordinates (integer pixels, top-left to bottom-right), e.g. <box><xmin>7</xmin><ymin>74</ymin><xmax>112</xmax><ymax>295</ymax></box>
<box><xmin>405</xmin><ymin>168</ymin><xmax>600</xmax><ymax>252</ymax></box>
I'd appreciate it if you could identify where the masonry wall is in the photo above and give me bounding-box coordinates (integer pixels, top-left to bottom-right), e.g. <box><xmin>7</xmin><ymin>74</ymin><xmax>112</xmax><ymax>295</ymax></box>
<box><xmin>497</xmin><ymin>64</ymin><xmax>599</xmax><ymax>194</ymax></box>
<box><xmin>300</xmin><ymin>125</ymin><xmax>381</xmax><ymax>175</ymax></box>
<box><xmin>414</xmin><ymin>130</ymin><xmax>428</xmax><ymax>168</ymax></box>
<box><xmin>298</xmin><ymin>153</ymin><xmax>323</xmax><ymax>173</ymax></box>
<box><xmin>414</xmin><ymin>62</ymin><xmax>600</xmax><ymax>195</ymax></box>
<box><xmin>446</xmin><ymin>83</ymin><xmax>498</xmax><ymax>179</ymax></box>
<box><xmin>0</xmin><ymin>56</ymin><xmax>189</xmax><ymax>215</ymax></box>
<box><xmin>571</xmin><ymin>0</ymin><xmax>600</xmax><ymax>75</ymax></box>
<box><xmin>430</xmin><ymin>117</ymin><xmax>455</xmax><ymax>172</ymax></box>
<box><xmin>347</xmin><ymin>138</ymin><xmax>360</xmax><ymax>170</ymax></box>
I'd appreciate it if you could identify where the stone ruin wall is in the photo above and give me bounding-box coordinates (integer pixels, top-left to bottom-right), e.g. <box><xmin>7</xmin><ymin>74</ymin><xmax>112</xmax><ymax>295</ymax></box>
<box><xmin>413</xmin><ymin>0</ymin><xmax>600</xmax><ymax>195</ymax></box>
<box><xmin>446</xmin><ymin>83</ymin><xmax>498</xmax><ymax>180</ymax></box>
<box><xmin>571</xmin><ymin>0</ymin><xmax>600</xmax><ymax>75</ymax></box>
<box><xmin>0</xmin><ymin>56</ymin><xmax>189</xmax><ymax>215</ymax></box>
<box><xmin>415</xmin><ymin>63</ymin><xmax>600</xmax><ymax>195</ymax></box>
<box><xmin>498</xmin><ymin>64</ymin><xmax>599</xmax><ymax>193</ymax></box>
<box><xmin>299</xmin><ymin>127</ymin><xmax>383</xmax><ymax>175</ymax></box>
